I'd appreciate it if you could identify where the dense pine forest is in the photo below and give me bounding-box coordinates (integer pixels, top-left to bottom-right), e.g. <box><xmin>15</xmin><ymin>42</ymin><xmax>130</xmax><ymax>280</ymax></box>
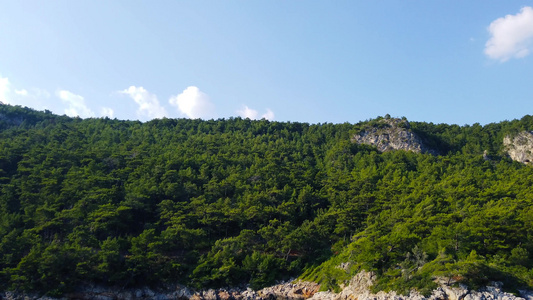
<box><xmin>1</xmin><ymin>104</ymin><xmax>533</xmax><ymax>296</ymax></box>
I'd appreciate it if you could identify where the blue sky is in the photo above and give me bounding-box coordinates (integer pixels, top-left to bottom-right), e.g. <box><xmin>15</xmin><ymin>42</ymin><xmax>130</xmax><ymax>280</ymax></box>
<box><xmin>1</xmin><ymin>1</ymin><xmax>533</xmax><ymax>125</ymax></box>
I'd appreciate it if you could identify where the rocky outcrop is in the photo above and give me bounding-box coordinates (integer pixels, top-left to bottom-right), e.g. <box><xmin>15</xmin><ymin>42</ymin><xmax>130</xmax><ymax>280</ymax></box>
<box><xmin>503</xmin><ymin>131</ymin><xmax>533</xmax><ymax>164</ymax></box>
<box><xmin>352</xmin><ymin>118</ymin><xmax>433</xmax><ymax>154</ymax></box>
<box><xmin>308</xmin><ymin>271</ymin><xmax>533</xmax><ymax>300</ymax></box>
<box><xmin>257</xmin><ymin>281</ymin><xmax>320</xmax><ymax>300</ymax></box>
<box><xmin>0</xmin><ymin>112</ymin><xmax>24</xmax><ymax>126</ymax></box>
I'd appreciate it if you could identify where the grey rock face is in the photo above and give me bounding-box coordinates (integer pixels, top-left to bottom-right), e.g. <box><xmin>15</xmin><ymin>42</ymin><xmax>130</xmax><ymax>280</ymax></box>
<box><xmin>503</xmin><ymin>131</ymin><xmax>533</xmax><ymax>164</ymax></box>
<box><xmin>258</xmin><ymin>280</ymin><xmax>320</xmax><ymax>300</ymax></box>
<box><xmin>308</xmin><ymin>271</ymin><xmax>530</xmax><ymax>300</ymax></box>
<box><xmin>352</xmin><ymin>118</ymin><xmax>433</xmax><ymax>154</ymax></box>
<box><xmin>0</xmin><ymin>112</ymin><xmax>24</xmax><ymax>126</ymax></box>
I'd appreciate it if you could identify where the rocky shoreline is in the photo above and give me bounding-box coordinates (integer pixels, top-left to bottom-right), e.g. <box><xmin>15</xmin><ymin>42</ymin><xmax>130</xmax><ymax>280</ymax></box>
<box><xmin>0</xmin><ymin>280</ymin><xmax>320</xmax><ymax>300</ymax></box>
<box><xmin>2</xmin><ymin>272</ymin><xmax>532</xmax><ymax>300</ymax></box>
<box><xmin>307</xmin><ymin>272</ymin><xmax>533</xmax><ymax>300</ymax></box>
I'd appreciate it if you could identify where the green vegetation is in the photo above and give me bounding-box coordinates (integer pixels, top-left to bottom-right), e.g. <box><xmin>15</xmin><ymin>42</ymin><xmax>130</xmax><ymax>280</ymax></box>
<box><xmin>1</xmin><ymin>104</ymin><xmax>533</xmax><ymax>296</ymax></box>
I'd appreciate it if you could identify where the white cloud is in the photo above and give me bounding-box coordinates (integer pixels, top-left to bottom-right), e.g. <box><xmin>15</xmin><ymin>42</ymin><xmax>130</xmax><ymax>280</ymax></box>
<box><xmin>57</xmin><ymin>90</ymin><xmax>95</xmax><ymax>118</ymax></box>
<box><xmin>237</xmin><ymin>105</ymin><xmax>259</xmax><ymax>119</ymax></box>
<box><xmin>261</xmin><ymin>109</ymin><xmax>275</xmax><ymax>120</ymax></box>
<box><xmin>0</xmin><ymin>76</ymin><xmax>52</xmax><ymax>109</ymax></box>
<box><xmin>121</xmin><ymin>86</ymin><xmax>167</xmax><ymax>120</ymax></box>
<box><xmin>0</xmin><ymin>76</ymin><xmax>10</xmax><ymax>104</ymax></box>
<box><xmin>101</xmin><ymin>107</ymin><xmax>114</xmax><ymax>118</ymax></box>
<box><xmin>237</xmin><ymin>105</ymin><xmax>275</xmax><ymax>120</ymax></box>
<box><xmin>169</xmin><ymin>86</ymin><xmax>215</xmax><ymax>119</ymax></box>
<box><xmin>14</xmin><ymin>87</ymin><xmax>51</xmax><ymax>110</ymax></box>
<box><xmin>15</xmin><ymin>89</ymin><xmax>28</xmax><ymax>96</ymax></box>
<box><xmin>485</xmin><ymin>6</ymin><xmax>533</xmax><ymax>62</ymax></box>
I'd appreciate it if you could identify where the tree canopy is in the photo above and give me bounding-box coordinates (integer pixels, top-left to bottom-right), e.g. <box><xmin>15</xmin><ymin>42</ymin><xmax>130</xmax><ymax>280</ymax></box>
<box><xmin>1</xmin><ymin>104</ymin><xmax>533</xmax><ymax>296</ymax></box>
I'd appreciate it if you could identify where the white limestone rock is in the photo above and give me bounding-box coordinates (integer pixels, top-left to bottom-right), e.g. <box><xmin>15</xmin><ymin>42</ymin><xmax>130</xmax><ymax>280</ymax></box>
<box><xmin>308</xmin><ymin>271</ymin><xmax>529</xmax><ymax>300</ymax></box>
<box><xmin>503</xmin><ymin>131</ymin><xmax>533</xmax><ymax>164</ymax></box>
<box><xmin>352</xmin><ymin>118</ymin><xmax>434</xmax><ymax>154</ymax></box>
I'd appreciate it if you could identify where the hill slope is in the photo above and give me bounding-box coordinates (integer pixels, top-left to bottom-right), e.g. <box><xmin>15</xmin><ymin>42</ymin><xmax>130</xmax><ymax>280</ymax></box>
<box><xmin>1</xmin><ymin>104</ymin><xmax>533</xmax><ymax>296</ymax></box>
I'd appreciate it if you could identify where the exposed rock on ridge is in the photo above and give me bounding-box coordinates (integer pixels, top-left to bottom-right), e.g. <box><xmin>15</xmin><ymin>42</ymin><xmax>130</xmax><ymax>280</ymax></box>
<box><xmin>503</xmin><ymin>131</ymin><xmax>533</xmax><ymax>164</ymax></box>
<box><xmin>351</xmin><ymin>118</ymin><xmax>433</xmax><ymax>154</ymax></box>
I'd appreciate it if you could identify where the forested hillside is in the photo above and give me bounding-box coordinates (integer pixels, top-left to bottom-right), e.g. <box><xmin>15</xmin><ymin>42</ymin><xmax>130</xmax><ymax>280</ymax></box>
<box><xmin>1</xmin><ymin>104</ymin><xmax>533</xmax><ymax>296</ymax></box>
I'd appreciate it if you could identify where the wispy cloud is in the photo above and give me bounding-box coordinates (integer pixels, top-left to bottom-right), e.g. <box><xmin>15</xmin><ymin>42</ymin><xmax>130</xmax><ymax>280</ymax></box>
<box><xmin>32</xmin><ymin>88</ymin><xmax>51</xmax><ymax>99</ymax></box>
<box><xmin>1</xmin><ymin>74</ymin><xmax>109</xmax><ymax>118</ymax></box>
<box><xmin>262</xmin><ymin>109</ymin><xmax>275</xmax><ymax>120</ymax></box>
<box><xmin>100</xmin><ymin>107</ymin><xmax>114</xmax><ymax>118</ymax></box>
<box><xmin>57</xmin><ymin>90</ymin><xmax>95</xmax><ymax>118</ymax></box>
<box><xmin>237</xmin><ymin>105</ymin><xmax>275</xmax><ymax>120</ymax></box>
<box><xmin>237</xmin><ymin>105</ymin><xmax>259</xmax><ymax>119</ymax></box>
<box><xmin>169</xmin><ymin>86</ymin><xmax>215</xmax><ymax>119</ymax></box>
<box><xmin>485</xmin><ymin>6</ymin><xmax>533</xmax><ymax>62</ymax></box>
<box><xmin>0</xmin><ymin>75</ymin><xmax>52</xmax><ymax>109</ymax></box>
<box><xmin>15</xmin><ymin>89</ymin><xmax>28</xmax><ymax>96</ymax></box>
<box><xmin>120</xmin><ymin>86</ymin><xmax>167</xmax><ymax>120</ymax></box>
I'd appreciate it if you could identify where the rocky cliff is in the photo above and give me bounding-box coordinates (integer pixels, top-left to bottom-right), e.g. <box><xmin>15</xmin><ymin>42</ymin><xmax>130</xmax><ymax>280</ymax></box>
<box><xmin>503</xmin><ymin>131</ymin><xmax>533</xmax><ymax>164</ymax></box>
<box><xmin>351</xmin><ymin>118</ymin><xmax>434</xmax><ymax>154</ymax></box>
